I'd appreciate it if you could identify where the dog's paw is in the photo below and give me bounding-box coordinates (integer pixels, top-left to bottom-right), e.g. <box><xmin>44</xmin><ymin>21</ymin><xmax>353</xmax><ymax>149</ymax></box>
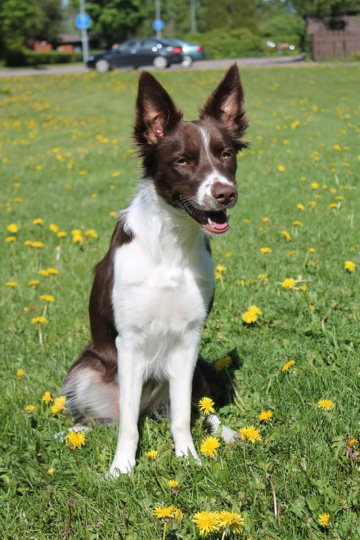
<box><xmin>220</xmin><ymin>425</ymin><xmax>239</xmax><ymax>444</ymax></box>
<box><xmin>107</xmin><ymin>456</ymin><xmax>135</xmax><ymax>478</ymax></box>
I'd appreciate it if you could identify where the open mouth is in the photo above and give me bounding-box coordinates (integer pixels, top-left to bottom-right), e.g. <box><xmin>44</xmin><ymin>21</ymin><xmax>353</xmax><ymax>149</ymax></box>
<box><xmin>182</xmin><ymin>204</ymin><xmax>230</xmax><ymax>235</ymax></box>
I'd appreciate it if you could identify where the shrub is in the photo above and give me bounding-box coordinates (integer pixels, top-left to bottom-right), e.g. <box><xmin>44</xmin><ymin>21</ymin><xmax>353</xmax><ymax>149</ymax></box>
<box><xmin>263</xmin><ymin>34</ymin><xmax>301</xmax><ymax>48</ymax></box>
<box><xmin>5</xmin><ymin>50</ymin><xmax>84</xmax><ymax>67</ymax></box>
<box><xmin>183</xmin><ymin>29</ymin><xmax>261</xmax><ymax>59</ymax></box>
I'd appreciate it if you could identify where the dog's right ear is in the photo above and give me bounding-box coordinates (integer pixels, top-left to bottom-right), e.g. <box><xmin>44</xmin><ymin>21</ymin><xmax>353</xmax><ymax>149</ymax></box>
<box><xmin>134</xmin><ymin>72</ymin><xmax>183</xmax><ymax>150</ymax></box>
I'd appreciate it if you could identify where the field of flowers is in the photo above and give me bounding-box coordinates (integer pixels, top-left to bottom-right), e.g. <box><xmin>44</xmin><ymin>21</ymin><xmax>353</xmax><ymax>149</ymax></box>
<box><xmin>1</xmin><ymin>65</ymin><xmax>359</xmax><ymax>539</ymax></box>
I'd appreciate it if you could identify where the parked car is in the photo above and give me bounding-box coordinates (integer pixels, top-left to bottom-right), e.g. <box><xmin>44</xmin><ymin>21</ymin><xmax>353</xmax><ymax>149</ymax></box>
<box><xmin>163</xmin><ymin>38</ymin><xmax>205</xmax><ymax>67</ymax></box>
<box><xmin>87</xmin><ymin>38</ymin><xmax>183</xmax><ymax>72</ymax></box>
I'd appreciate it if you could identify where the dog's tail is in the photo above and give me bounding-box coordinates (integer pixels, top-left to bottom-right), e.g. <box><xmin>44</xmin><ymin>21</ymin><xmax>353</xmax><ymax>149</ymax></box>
<box><xmin>63</xmin><ymin>343</ymin><xmax>119</xmax><ymax>423</ymax></box>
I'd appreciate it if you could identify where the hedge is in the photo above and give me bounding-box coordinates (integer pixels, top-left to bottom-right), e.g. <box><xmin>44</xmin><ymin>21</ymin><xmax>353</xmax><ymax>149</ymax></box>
<box><xmin>182</xmin><ymin>28</ymin><xmax>261</xmax><ymax>59</ymax></box>
<box><xmin>5</xmin><ymin>49</ymin><xmax>84</xmax><ymax>67</ymax></box>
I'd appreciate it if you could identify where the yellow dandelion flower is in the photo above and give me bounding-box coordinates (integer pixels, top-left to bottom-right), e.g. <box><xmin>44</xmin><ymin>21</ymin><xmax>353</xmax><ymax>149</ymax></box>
<box><xmin>153</xmin><ymin>506</ymin><xmax>175</xmax><ymax>519</ymax></box>
<box><xmin>71</xmin><ymin>229</ymin><xmax>82</xmax><ymax>236</ymax></box>
<box><xmin>347</xmin><ymin>438</ymin><xmax>358</xmax><ymax>447</ymax></box>
<box><xmin>293</xmin><ymin>221</ymin><xmax>302</xmax><ymax>227</ymax></box>
<box><xmin>301</xmin><ymin>284</ymin><xmax>307</xmax><ymax>292</ymax></box>
<box><xmin>5</xmin><ymin>281</ymin><xmax>17</xmax><ymax>287</ymax></box>
<box><xmin>16</xmin><ymin>369</ymin><xmax>25</xmax><ymax>380</ymax></box>
<box><xmin>278</xmin><ymin>165</ymin><xmax>285</xmax><ymax>172</ymax></box>
<box><xmin>39</xmin><ymin>269</ymin><xmax>49</xmax><ymax>277</ymax></box>
<box><xmin>309</xmin><ymin>200</ymin><xmax>317</xmax><ymax>207</ymax></box>
<box><xmin>192</xmin><ymin>511</ymin><xmax>219</xmax><ymax>536</ymax></box>
<box><xmin>215</xmin><ymin>356</ymin><xmax>232</xmax><ymax>370</ymax></box>
<box><xmin>6</xmin><ymin>236</ymin><xmax>16</xmax><ymax>243</ymax></box>
<box><xmin>72</xmin><ymin>234</ymin><xmax>83</xmax><ymax>243</ymax></box>
<box><xmin>288</xmin><ymin>250</ymin><xmax>296</xmax><ymax>256</ymax></box>
<box><xmin>85</xmin><ymin>229</ymin><xmax>98</xmax><ymax>239</ymax></box>
<box><xmin>244</xmin><ymin>425</ymin><xmax>261</xmax><ymax>443</ymax></box>
<box><xmin>168</xmin><ymin>480</ymin><xmax>179</xmax><ymax>488</ymax></box>
<box><xmin>215</xmin><ymin>271</ymin><xmax>222</xmax><ymax>280</ymax></box>
<box><xmin>7</xmin><ymin>223</ymin><xmax>18</xmax><ymax>233</ymax></box>
<box><xmin>345</xmin><ymin>261</ymin><xmax>355</xmax><ymax>272</ymax></box>
<box><xmin>48</xmin><ymin>468</ymin><xmax>55</xmax><ymax>475</ymax></box>
<box><xmin>282</xmin><ymin>360</ymin><xmax>295</xmax><ymax>372</ymax></box>
<box><xmin>47</xmin><ymin>268</ymin><xmax>58</xmax><ymax>275</ymax></box>
<box><xmin>31</xmin><ymin>316</ymin><xmax>48</xmax><ymax>325</ymax></box>
<box><xmin>297</xmin><ymin>203</ymin><xmax>305</xmax><ymax>211</ymax></box>
<box><xmin>42</xmin><ymin>391</ymin><xmax>53</xmax><ymax>404</ymax></box>
<box><xmin>282</xmin><ymin>230</ymin><xmax>291</xmax><ymax>240</ymax></box>
<box><xmin>49</xmin><ymin>224</ymin><xmax>59</xmax><ymax>232</ymax></box>
<box><xmin>333</xmin><ymin>144</ymin><xmax>341</xmax><ymax>151</ymax></box>
<box><xmin>262</xmin><ymin>217</ymin><xmax>269</xmax><ymax>223</ymax></box>
<box><xmin>317</xmin><ymin>399</ymin><xmax>335</xmax><ymax>411</ymax></box>
<box><xmin>33</xmin><ymin>218</ymin><xmax>43</xmax><ymax>225</ymax></box>
<box><xmin>80</xmin><ymin>170</ymin><xmax>87</xmax><ymax>175</ymax></box>
<box><xmin>329</xmin><ymin>203</ymin><xmax>338</xmax><ymax>209</ymax></box>
<box><xmin>215</xmin><ymin>511</ymin><xmax>245</xmax><ymax>533</ymax></box>
<box><xmin>225</xmin><ymin>252</ymin><xmax>232</xmax><ymax>257</ymax></box>
<box><xmin>173</xmin><ymin>508</ymin><xmax>183</xmax><ymax>521</ymax></box>
<box><xmin>311</xmin><ymin>182</ymin><xmax>319</xmax><ymax>189</ymax></box>
<box><xmin>91</xmin><ymin>193</ymin><xmax>97</xmax><ymax>198</ymax></box>
<box><xmin>260</xmin><ymin>247</ymin><xmax>272</xmax><ymax>254</ymax></box>
<box><xmin>57</xmin><ymin>231</ymin><xmax>67</xmax><ymax>238</ymax></box>
<box><xmin>282</xmin><ymin>278</ymin><xmax>296</xmax><ymax>289</ymax></box>
<box><xmin>65</xmin><ymin>430</ymin><xmax>86</xmax><ymax>449</ymax></box>
<box><xmin>259</xmin><ymin>410</ymin><xmax>273</xmax><ymax>422</ymax></box>
<box><xmin>318</xmin><ymin>513</ymin><xmax>330</xmax><ymax>527</ymax></box>
<box><xmin>109</xmin><ymin>211</ymin><xmax>117</xmax><ymax>217</ymax></box>
<box><xmin>200</xmin><ymin>435</ymin><xmax>220</xmax><ymax>458</ymax></box>
<box><xmin>215</xmin><ymin>264</ymin><xmax>227</xmax><ymax>273</ymax></box>
<box><xmin>32</xmin><ymin>241</ymin><xmax>44</xmax><ymax>249</ymax></box>
<box><xmin>24</xmin><ymin>240</ymin><xmax>33</xmax><ymax>246</ymax></box>
<box><xmin>248</xmin><ymin>305</ymin><xmax>262</xmax><ymax>316</ymax></box>
<box><xmin>242</xmin><ymin>310</ymin><xmax>258</xmax><ymax>324</ymax></box>
<box><xmin>309</xmin><ymin>247</ymin><xmax>315</xmax><ymax>253</ymax></box>
<box><xmin>145</xmin><ymin>450</ymin><xmax>158</xmax><ymax>460</ymax></box>
<box><xmin>243</xmin><ymin>218</ymin><xmax>250</xmax><ymax>223</ymax></box>
<box><xmin>40</xmin><ymin>295</ymin><xmax>54</xmax><ymax>302</ymax></box>
<box><xmin>25</xmin><ymin>405</ymin><xmax>36</xmax><ymax>413</ymax></box>
<box><xmin>257</xmin><ymin>273</ymin><xmax>268</xmax><ymax>283</ymax></box>
<box><xmin>199</xmin><ymin>397</ymin><xmax>215</xmax><ymax>415</ymax></box>
<box><xmin>51</xmin><ymin>396</ymin><xmax>66</xmax><ymax>414</ymax></box>
<box><xmin>112</xmin><ymin>171</ymin><xmax>120</xmax><ymax>177</ymax></box>
<box><xmin>28</xmin><ymin>280</ymin><xmax>40</xmax><ymax>286</ymax></box>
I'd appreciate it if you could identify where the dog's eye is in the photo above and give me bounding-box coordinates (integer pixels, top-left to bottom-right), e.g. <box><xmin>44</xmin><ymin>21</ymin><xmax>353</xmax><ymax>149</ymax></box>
<box><xmin>222</xmin><ymin>151</ymin><xmax>232</xmax><ymax>160</ymax></box>
<box><xmin>177</xmin><ymin>158</ymin><xmax>190</xmax><ymax>165</ymax></box>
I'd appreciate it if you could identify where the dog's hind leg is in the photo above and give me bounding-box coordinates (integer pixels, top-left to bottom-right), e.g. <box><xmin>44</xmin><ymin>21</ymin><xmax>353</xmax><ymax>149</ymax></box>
<box><xmin>192</xmin><ymin>356</ymin><xmax>239</xmax><ymax>444</ymax></box>
<box><xmin>63</xmin><ymin>344</ymin><xmax>119</xmax><ymax>424</ymax></box>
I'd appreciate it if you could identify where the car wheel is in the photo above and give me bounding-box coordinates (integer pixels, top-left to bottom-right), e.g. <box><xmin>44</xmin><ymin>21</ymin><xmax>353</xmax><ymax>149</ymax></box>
<box><xmin>181</xmin><ymin>55</ymin><xmax>193</xmax><ymax>68</ymax></box>
<box><xmin>95</xmin><ymin>59</ymin><xmax>110</xmax><ymax>73</ymax></box>
<box><xmin>153</xmin><ymin>56</ymin><xmax>168</xmax><ymax>69</ymax></box>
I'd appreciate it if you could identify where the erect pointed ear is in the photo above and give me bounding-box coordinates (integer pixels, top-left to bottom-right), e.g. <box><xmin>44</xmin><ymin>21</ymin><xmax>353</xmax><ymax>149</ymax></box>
<box><xmin>199</xmin><ymin>64</ymin><xmax>248</xmax><ymax>142</ymax></box>
<box><xmin>134</xmin><ymin>71</ymin><xmax>183</xmax><ymax>149</ymax></box>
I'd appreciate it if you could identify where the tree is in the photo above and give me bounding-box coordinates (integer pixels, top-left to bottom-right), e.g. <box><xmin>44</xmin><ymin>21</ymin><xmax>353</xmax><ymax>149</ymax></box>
<box><xmin>36</xmin><ymin>0</ymin><xmax>63</xmax><ymax>43</ymax></box>
<box><xmin>0</xmin><ymin>0</ymin><xmax>42</xmax><ymax>50</ymax></box>
<box><xmin>84</xmin><ymin>0</ymin><xmax>149</xmax><ymax>47</ymax></box>
<box><xmin>231</xmin><ymin>0</ymin><xmax>257</xmax><ymax>33</ymax></box>
<box><xmin>206</xmin><ymin>0</ymin><xmax>228</xmax><ymax>31</ymax></box>
<box><xmin>289</xmin><ymin>0</ymin><xmax>355</xmax><ymax>19</ymax></box>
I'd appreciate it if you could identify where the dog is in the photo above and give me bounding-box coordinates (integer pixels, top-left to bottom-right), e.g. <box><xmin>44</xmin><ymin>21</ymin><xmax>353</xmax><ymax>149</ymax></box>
<box><xmin>63</xmin><ymin>64</ymin><xmax>248</xmax><ymax>477</ymax></box>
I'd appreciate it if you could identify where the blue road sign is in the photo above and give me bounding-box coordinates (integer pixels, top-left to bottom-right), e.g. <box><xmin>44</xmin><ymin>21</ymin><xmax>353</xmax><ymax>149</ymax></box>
<box><xmin>75</xmin><ymin>13</ymin><xmax>91</xmax><ymax>30</ymax></box>
<box><xmin>152</xmin><ymin>19</ymin><xmax>164</xmax><ymax>31</ymax></box>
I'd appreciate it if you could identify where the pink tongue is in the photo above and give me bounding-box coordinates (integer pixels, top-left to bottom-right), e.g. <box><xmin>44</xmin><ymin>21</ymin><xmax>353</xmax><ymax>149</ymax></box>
<box><xmin>210</xmin><ymin>220</ymin><xmax>228</xmax><ymax>230</ymax></box>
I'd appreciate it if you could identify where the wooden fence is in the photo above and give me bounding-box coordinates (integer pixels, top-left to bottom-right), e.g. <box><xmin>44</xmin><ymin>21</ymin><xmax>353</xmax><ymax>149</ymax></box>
<box><xmin>312</xmin><ymin>31</ymin><xmax>360</xmax><ymax>60</ymax></box>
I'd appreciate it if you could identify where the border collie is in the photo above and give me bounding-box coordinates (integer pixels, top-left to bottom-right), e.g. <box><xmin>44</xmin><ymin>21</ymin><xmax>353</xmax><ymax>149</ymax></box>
<box><xmin>63</xmin><ymin>64</ymin><xmax>248</xmax><ymax>477</ymax></box>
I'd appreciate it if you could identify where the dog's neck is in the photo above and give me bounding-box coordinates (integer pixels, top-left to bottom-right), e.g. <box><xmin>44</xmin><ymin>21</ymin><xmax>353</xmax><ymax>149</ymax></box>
<box><xmin>123</xmin><ymin>180</ymin><xmax>208</xmax><ymax>265</ymax></box>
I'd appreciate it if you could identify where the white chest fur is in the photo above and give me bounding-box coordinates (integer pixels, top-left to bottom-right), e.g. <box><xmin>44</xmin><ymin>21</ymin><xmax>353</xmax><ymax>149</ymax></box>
<box><xmin>111</xmin><ymin>183</ymin><xmax>215</xmax><ymax>377</ymax></box>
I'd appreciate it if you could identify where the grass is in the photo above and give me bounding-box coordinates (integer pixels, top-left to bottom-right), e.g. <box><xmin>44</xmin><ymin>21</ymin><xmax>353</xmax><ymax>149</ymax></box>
<box><xmin>0</xmin><ymin>65</ymin><xmax>359</xmax><ymax>539</ymax></box>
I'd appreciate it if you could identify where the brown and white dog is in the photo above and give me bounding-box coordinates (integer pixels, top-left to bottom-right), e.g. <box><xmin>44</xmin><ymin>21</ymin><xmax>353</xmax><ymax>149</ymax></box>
<box><xmin>63</xmin><ymin>64</ymin><xmax>248</xmax><ymax>477</ymax></box>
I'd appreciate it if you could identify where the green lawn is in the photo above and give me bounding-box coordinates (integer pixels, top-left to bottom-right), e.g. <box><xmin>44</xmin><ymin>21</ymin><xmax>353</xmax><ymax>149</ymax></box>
<box><xmin>0</xmin><ymin>65</ymin><xmax>359</xmax><ymax>539</ymax></box>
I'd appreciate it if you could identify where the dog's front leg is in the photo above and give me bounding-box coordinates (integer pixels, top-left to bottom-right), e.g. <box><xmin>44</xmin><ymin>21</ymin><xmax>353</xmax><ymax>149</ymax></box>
<box><xmin>168</xmin><ymin>339</ymin><xmax>200</xmax><ymax>462</ymax></box>
<box><xmin>108</xmin><ymin>336</ymin><xmax>144</xmax><ymax>477</ymax></box>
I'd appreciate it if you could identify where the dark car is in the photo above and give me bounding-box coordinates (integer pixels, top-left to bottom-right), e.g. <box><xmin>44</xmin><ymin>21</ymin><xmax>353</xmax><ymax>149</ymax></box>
<box><xmin>163</xmin><ymin>38</ymin><xmax>206</xmax><ymax>67</ymax></box>
<box><xmin>87</xmin><ymin>38</ymin><xmax>183</xmax><ymax>72</ymax></box>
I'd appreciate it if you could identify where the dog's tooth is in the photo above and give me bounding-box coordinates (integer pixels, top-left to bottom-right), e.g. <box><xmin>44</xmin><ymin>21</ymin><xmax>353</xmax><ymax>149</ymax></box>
<box><xmin>207</xmin><ymin>217</ymin><xmax>212</xmax><ymax>226</ymax></box>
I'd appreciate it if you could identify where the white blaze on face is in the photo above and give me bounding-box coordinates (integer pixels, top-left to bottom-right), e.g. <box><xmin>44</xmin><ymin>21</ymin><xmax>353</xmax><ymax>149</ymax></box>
<box><xmin>196</xmin><ymin>126</ymin><xmax>234</xmax><ymax>208</ymax></box>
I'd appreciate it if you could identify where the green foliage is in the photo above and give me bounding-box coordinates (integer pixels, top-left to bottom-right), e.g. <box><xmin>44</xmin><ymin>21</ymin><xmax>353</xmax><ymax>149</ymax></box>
<box><xmin>206</xmin><ymin>0</ymin><xmax>228</xmax><ymax>31</ymax></box>
<box><xmin>290</xmin><ymin>0</ymin><xmax>355</xmax><ymax>18</ymax></box>
<box><xmin>35</xmin><ymin>0</ymin><xmax>63</xmax><ymax>43</ymax></box>
<box><xmin>263</xmin><ymin>34</ymin><xmax>301</xmax><ymax>48</ymax></box>
<box><xmin>259</xmin><ymin>13</ymin><xmax>306</xmax><ymax>38</ymax></box>
<box><xmin>184</xmin><ymin>28</ymin><xmax>261</xmax><ymax>59</ymax></box>
<box><xmin>231</xmin><ymin>0</ymin><xmax>258</xmax><ymax>34</ymax></box>
<box><xmin>85</xmin><ymin>0</ymin><xmax>149</xmax><ymax>48</ymax></box>
<box><xmin>0</xmin><ymin>0</ymin><xmax>42</xmax><ymax>50</ymax></box>
<box><xmin>4</xmin><ymin>50</ymin><xmax>83</xmax><ymax>67</ymax></box>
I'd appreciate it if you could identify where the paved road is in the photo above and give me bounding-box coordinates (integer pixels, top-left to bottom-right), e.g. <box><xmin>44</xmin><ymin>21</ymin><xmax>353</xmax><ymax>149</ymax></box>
<box><xmin>0</xmin><ymin>54</ymin><xmax>307</xmax><ymax>78</ymax></box>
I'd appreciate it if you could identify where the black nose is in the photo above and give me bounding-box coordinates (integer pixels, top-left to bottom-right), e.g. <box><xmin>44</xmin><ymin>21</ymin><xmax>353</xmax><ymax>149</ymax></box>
<box><xmin>211</xmin><ymin>182</ymin><xmax>237</xmax><ymax>206</ymax></box>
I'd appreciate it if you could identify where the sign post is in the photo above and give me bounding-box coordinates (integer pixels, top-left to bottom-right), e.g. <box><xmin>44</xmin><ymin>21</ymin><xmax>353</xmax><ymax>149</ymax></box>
<box><xmin>154</xmin><ymin>0</ymin><xmax>163</xmax><ymax>39</ymax></box>
<box><xmin>75</xmin><ymin>0</ymin><xmax>92</xmax><ymax>63</ymax></box>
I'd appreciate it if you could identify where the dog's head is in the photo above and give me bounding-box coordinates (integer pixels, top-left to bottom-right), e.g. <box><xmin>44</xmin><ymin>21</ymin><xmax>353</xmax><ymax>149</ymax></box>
<box><xmin>134</xmin><ymin>65</ymin><xmax>248</xmax><ymax>235</ymax></box>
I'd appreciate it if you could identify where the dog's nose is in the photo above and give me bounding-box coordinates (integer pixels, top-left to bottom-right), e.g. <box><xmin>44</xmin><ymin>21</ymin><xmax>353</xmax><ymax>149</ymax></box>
<box><xmin>211</xmin><ymin>182</ymin><xmax>237</xmax><ymax>206</ymax></box>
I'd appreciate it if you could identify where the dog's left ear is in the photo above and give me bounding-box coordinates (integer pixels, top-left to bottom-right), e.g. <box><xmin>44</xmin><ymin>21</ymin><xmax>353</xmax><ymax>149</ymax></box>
<box><xmin>199</xmin><ymin>64</ymin><xmax>247</xmax><ymax>141</ymax></box>
<box><xmin>134</xmin><ymin>71</ymin><xmax>183</xmax><ymax>149</ymax></box>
